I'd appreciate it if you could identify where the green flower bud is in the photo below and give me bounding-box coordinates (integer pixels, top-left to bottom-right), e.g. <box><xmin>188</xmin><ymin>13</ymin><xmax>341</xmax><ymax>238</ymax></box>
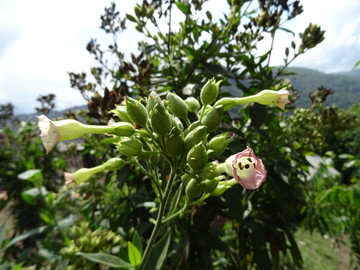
<box><xmin>166</xmin><ymin>92</ymin><xmax>188</xmax><ymax>119</ymax></box>
<box><xmin>201</xmin><ymin>105</ymin><xmax>224</xmax><ymax>133</ymax></box>
<box><xmin>185</xmin><ymin>97</ymin><xmax>200</xmax><ymax>113</ymax></box>
<box><xmin>173</xmin><ymin>117</ymin><xmax>184</xmax><ymax>131</ymax></box>
<box><xmin>103</xmin><ymin>157</ymin><xmax>126</xmax><ymax>170</ymax></box>
<box><xmin>150</xmin><ymin>103</ymin><xmax>173</xmax><ymax>136</ymax></box>
<box><xmin>110</xmin><ymin>122</ymin><xmax>136</xmax><ymax>137</ymax></box>
<box><xmin>185</xmin><ymin>178</ymin><xmax>204</xmax><ymax>200</ymax></box>
<box><xmin>181</xmin><ymin>173</ymin><xmax>192</xmax><ymax>186</ymax></box>
<box><xmin>165</xmin><ymin>127</ymin><xmax>185</xmax><ymax>156</ymax></box>
<box><xmin>187</xmin><ymin>143</ymin><xmax>208</xmax><ymax>171</ymax></box>
<box><xmin>125</xmin><ymin>96</ymin><xmax>148</xmax><ymax>126</ymax></box>
<box><xmin>199</xmin><ymin>161</ymin><xmax>218</xmax><ymax>179</ymax></box>
<box><xmin>117</xmin><ymin>138</ymin><xmax>143</xmax><ymax>156</ymax></box>
<box><xmin>110</xmin><ymin>105</ymin><xmax>132</xmax><ymax>123</ymax></box>
<box><xmin>207</xmin><ymin>133</ymin><xmax>234</xmax><ymax>158</ymax></box>
<box><xmin>203</xmin><ymin>177</ymin><xmax>220</xmax><ymax>193</ymax></box>
<box><xmin>146</xmin><ymin>91</ymin><xmax>162</xmax><ymax>112</ymax></box>
<box><xmin>184</xmin><ymin>125</ymin><xmax>207</xmax><ymax>150</ymax></box>
<box><xmin>184</xmin><ymin>120</ymin><xmax>201</xmax><ymax>137</ymax></box>
<box><xmin>200</xmin><ymin>78</ymin><xmax>222</xmax><ymax>105</ymax></box>
<box><xmin>213</xmin><ymin>97</ymin><xmax>240</xmax><ymax>111</ymax></box>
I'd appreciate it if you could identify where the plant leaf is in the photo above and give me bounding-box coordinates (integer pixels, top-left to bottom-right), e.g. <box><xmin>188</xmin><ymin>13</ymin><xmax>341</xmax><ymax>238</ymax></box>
<box><xmin>128</xmin><ymin>241</ymin><xmax>141</xmax><ymax>267</ymax></box>
<box><xmin>5</xmin><ymin>225</ymin><xmax>49</xmax><ymax>249</ymax></box>
<box><xmin>144</xmin><ymin>230</ymin><xmax>171</xmax><ymax>270</ymax></box>
<box><xmin>175</xmin><ymin>2</ymin><xmax>191</xmax><ymax>14</ymax></box>
<box><xmin>132</xmin><ymin>231</ymin><xmax>143</xmax><ymax>255</ymax></box>
<box><xmin>77</xmin><ymin>252</ymin><xmax>133</xmax><ymax>269</ymax></box>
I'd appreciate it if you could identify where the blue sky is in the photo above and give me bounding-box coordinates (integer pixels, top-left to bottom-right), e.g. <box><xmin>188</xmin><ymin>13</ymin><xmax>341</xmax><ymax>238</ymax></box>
<box><xmin>0</xmin><ymin>0</ymin><xmax>359</xmax><ymax>114</ymax></box>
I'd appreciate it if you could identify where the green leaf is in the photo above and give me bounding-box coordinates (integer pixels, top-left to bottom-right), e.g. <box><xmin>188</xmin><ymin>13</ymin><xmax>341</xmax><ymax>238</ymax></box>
<box><xmin>5</xmin><ymin>225</ymin><xmax>49</xmax><ymax>249</ymax></box>
<box><xmin>39</xmin><ymin>208</ymin><xmax>55</xmax><ymax>226</ymax></box>
<box><xmin>352</xmin><ymin>60</ymin><xmax>360</xmax><ymax>70</ymax></box>
<box><xmin>21</xmin><ymin>187</ymin><xmax>48</xmax><ymax>204</ymax></box>
<box><xmin>132</xmin><ymin>231</ymin><xmax>143</xmax><ymax>255</ymax></box>
<box><xmin>144</xmin><ymin>230</ymin><xmax>171</xmax><ymax>270</ymax></box>
<box><xmin>128</xmin><ymin>241</ymin><xmax>141</xmax><ymax>267</ymax></box>
<box><xmin>175</xmin><ymin>2</ymin><xmax>191</xmax><ymax>15</ymax></box>
<box><xmin>18</xmin><ymin>169</ymin><xmax>41</xmax><ymax>180</ymax></box>
<box><xmin>77</xmin><ymin>252</ymin><xmax>133</xmax><ymax>269</ymax></box>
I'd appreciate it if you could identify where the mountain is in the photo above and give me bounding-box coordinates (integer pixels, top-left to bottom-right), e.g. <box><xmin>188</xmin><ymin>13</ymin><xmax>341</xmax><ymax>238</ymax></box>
<box><xmin>286</xmin><ymin>67</ymin><xmax>360</xmax><ymax>108</ymax></box>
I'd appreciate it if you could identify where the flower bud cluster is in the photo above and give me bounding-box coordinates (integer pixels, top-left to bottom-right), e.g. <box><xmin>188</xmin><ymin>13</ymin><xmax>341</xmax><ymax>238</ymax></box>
<box><xmin>37</xmin><ymin>78</ymin><xmax>289</xmax><ymax>212</ymax></box>
<box><xmin>61</xmin><ymin>222</ymin><xmax>121</xmax><ymax>268</ymax></box>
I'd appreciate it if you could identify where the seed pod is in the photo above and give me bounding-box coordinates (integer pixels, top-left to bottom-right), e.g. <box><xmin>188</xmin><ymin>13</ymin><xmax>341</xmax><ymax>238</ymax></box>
<box><xmin>200</xmin><ymin>78</ymin><xmax>222</xmax><ymax>105</ymax></box>
<box><xmin>111</xmin><ymin>122</ymin><xmax>136</xmax><ymax>136</ymax></box>
<box><xmin>207</xmin><ymin>132</ymin><xmax>234</xmax><ymax>158</ymax></box>
<box><xmin>125</xmin><ymin>96</ymin><xmax>148</xmax><ymax>127</ymax></box>
<box><xmin>185</xmin><ymin>97</ymin><xmax>200</xmax><ymax>113</ymax></box>
<box><xmin>166</xmin><ymin>92</ymin><xmax>188</xmax><ymax>119</ymax></box>
<box><xmin>146</xmin><ymin>91</ymin><xmax>162</xmax><ymax>112</ymax></box>
<box><xmin>203</xmin><ymin>177</ymin><xmax>220</xmax><ymax>193</ymax></box>
<box><xmin>185</xmin><ymin>178</ymin><xmax>204</xmax><ymax>200</ymax></box>
<box><xmin>184</xmin><ymin>125</ymin><xmax>207</xmax><ymax>150</ymax></box>
<box><xmin>117</xmin><ymin>138</ymin><xmax>143</xmax><ymax>156</ymax></box>
<box><xmin>150</xmin><ymin>102</ymin><xmax>173</xmax><ymax>136</ymax></box>
<box><xmin>201</xmin><ymin>105</ymin><xmax>224</xmax><ymax>133</ymax></box>
<box><xmin>110</xmin><ymin>105</ymin><xmax>133</xmax><ymax>123</ymax></box>
<box><xmin>187</xmin><ymin>143</ymin><xmax>208</xmax><ymax>171</ymax></box>
<box><xmin>165</xmin><ymin>127</ymin><xmax>185</xmax><ymax>156</ymax></box>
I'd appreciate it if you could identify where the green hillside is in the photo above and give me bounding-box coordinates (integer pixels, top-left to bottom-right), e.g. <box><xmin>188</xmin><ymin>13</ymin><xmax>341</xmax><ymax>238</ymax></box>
<box><xmin>287</xmin><ymin>67</ymin><xmax>360</xmax><ymax>108</ymax></box>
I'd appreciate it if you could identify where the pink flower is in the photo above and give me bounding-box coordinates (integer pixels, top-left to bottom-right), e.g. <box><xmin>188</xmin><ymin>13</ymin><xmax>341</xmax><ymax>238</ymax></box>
<box><xmin>0</xmin><ymin>190</ymin><xmax>8</xmax><ymax>201</ymax></box>
<box><xmin>225</xmin><ymin>147</ymin><xmax>266</xmax><ymax>190</ymax></box>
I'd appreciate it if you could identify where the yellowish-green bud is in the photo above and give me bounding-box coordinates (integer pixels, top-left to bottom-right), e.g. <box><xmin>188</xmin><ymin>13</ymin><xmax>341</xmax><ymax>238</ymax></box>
<box><xmin>187</xmin><ymin>143</ymin><xmax>208</xmax><ymax>171</ymax></box>
<box><xmin>184</xmin><ymin>125</ymin><xmax>207</xmax><ymax>150</ymax></box>
<box><xmin>185</xmin><ymin>178</ymin><xmax>204</xmax><ymax>200</ymax></box>
<box><xmin>146</xmin><ymin>91</ymin><xmax>162</xmax><ymax>112</ymax></box>
<box><xmin>110</xmin><ymin>105</ymin><xmax>133</xmax><ymax>123</ymax></box>
<box><xmin>110</xmin><ymin>122</ymin><xmax>136</xmax><ymax>136</ymax></box>
<box><xmin>201</xmin><ymin>105</ymin><xmax>224</xmax><ymax>133</ymax></box>
<box><xmin>166</xmin><ymin>92</ymin><xmax>188</xmax><ymax>119</ymax></box>
<box><xmin>117</xmin><ymin>138</ymin><xmax>143</xmax><ymax>156</ymax></box>
<box><xmin>125</xmin><ymin>96</ymin><xmax>148</xmax><ymax>126</ymax></box>
<box><xmin>203</xmin><ymin>177</ymin><xmax>220</xmax><ymax>193</ymax></box>
<box><xmin>103</xmin><ymin>157</ymin><xmax>126</xmax><ymax>170</ymax></box>
<box><xmin>150</xmin><ymin>103</ymin><xmax>173</xmax><ymax>136</ymax></box>
<box><xmin>207</xmin><ymin>133</ymin><xmax>234</xmax><ymax>158</ymax></box>
<box><xmin>185</xmin><ymin>97</ymin><xmax>200</xmax><ymax>113</ymax></box>
<box><xmin>200</xmin><ymin>78</ymin><xmax>222</xmax><ymax>105</ymax></box>
<box><xmin>165</xmin><ymin>127</ymin><xmax>185</xmax><ymax>156</ymax></box>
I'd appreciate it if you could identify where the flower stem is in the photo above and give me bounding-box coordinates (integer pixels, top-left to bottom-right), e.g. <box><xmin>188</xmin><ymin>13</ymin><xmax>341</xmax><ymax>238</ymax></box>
<box><xmin>140</xmin><ymin>169</ymin><xmax>177</xmax><ymax>269</ymax></box>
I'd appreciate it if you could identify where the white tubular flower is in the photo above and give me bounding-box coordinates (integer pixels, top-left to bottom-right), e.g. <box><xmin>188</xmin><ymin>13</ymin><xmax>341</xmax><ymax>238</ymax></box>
<box><xmin>37</xmin><ymin>115</ymin><xmax>135</xmax><ymax>153</ymax></box>
<box><xmin>251</xmin><ymin>89</ymin><xmax>291</xmax><ymax>110</ymax></box>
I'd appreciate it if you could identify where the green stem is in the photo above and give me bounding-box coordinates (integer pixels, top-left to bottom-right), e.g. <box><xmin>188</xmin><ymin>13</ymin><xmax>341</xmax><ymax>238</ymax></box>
<box><xmin>140</xmin><ymin>169</ymin><xmax>177</xmax><ymax>269</ymax></box>
<box><xmin>162</xmin><ymin>199</ymin><xmax>189</xmax><ymax>223</ymax></box>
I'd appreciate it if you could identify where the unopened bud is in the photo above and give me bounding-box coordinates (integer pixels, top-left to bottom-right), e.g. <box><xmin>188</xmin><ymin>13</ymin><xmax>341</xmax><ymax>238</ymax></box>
<box><xmin>185</xmin><ymin>178</ymin><xmax>204</xmax><ymax>200</ymax></box>
<box><xmin>110</xmin><ymin>105</ymin><xmax>132</xmax><ymax>123</ymax></box>
<box><xmin>201</xmin><ymin>105</ymin><xmax>224</xmax><ymax>133</ymax></box>
<box><xmin>187</xmin><ymin>143</ymin><xmax>208</xmax><ymax>171</ymax></box>
<box><xmin>110</xmin><ymin>122</ymin><xmax>136</xmax><ymax>136</ymax></box>
<box><xmin>103</xmin><ymin>157</ymin><xmax>126</xmax><ymax>170</ymax></box>
<box><xmin>184</xmin><ymin>125</ymin><xmax>207</xmax><ymax>150</ymax></box>
<box><xmin>200</xmin><ymin>78</ymin><xmax>222</xmax><ymax>105</ymax></box>
<box><xmin>150</xmin><ymin>103</ymin><xmax>173</xmax><ymax>136</ymax></box>
<box><xmin>165</xmin><ymin>127</ymin><xmax>185</xmax><ymax>156</ymax></box>
<box><xmin>117</xmin><ymin>138</ymin><xmax>143</xmax><ymax>156</ymax></box>
<box><xmin>166</xmin><ymin>92</ymin><xmax>188</xmax><ymax>119</ymax></box>
<box><xmin>125</xmin><ymin>97</ymin><xmax>148</xmax><ymax>126</ymax></box>
<box><xmin>203</xmin><ymin>177</ymin><xmax>220</xmax><ymax>193</ymax></box>
<box><xmin>185</xmin><ymin>97</ymin><xmax>200</xmax><ymax>113</ymax></box>
<box><xmin>146</xmin><ymin>91</ymin><xmax>162</xmax><ymax>112</ymax></box>
<box><xmin>207</xmin><ymin>133</ymin><xmax>234</xmax><ymax>158</ymax></box>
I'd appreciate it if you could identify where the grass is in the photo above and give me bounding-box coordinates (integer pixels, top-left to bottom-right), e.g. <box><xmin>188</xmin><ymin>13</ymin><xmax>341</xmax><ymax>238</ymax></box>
<box><xmin>294</xmin><ymin>230</ymin><xmax>352</xmax><ymax>270</ymax></box>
